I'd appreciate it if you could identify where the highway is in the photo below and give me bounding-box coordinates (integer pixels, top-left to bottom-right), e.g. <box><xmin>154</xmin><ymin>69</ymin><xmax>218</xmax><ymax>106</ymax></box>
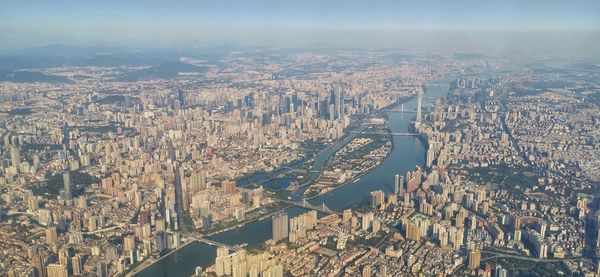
<box><xmin>451</xmin><ymin>249</ymin><xmax>595</xmax><ymax>275</ymax></box>
<box><xmin>173</xmin><ymin>163</ymin><xmax>189</xmax><ymax>234</ymax></box>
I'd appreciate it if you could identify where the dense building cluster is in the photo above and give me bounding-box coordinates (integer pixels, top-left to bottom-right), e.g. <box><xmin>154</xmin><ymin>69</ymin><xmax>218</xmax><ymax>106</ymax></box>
<box><xmin>1</xmin><ymin>48</ymin><xmax>599</xmax><ymax>277</ymax></box>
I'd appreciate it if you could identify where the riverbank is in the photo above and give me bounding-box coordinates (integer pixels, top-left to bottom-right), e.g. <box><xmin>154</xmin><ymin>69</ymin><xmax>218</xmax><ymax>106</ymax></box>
<box><xmin>305</xmin><ymin>136</ymin><xmax>393</xmax><ymax>200</ymax></box>
<box><xmin>134</xmin><ymin>82</ymin><xmax>451</xmax><ymax>277</ymax></box>
<box><xmin>126</xmin><ymin>239</ymin><xmax>197</xmax><ymax>277</ymax></box>
<box><xmin>199</xmin><ymin>202</ymin><xmax>293</xmax><ymax>237</ymax></box>
<box><xmin>292</xmin><ymin>96</ymin><xmax>416</xmax><ymax>198</ymax></box>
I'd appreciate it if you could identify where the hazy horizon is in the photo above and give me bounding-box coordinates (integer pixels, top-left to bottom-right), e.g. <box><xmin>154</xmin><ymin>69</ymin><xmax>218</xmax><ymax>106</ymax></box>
<box><xmin>2</xmin><ymin>0</ymin><xmax>600</xmax><ymax>54</ymax></box>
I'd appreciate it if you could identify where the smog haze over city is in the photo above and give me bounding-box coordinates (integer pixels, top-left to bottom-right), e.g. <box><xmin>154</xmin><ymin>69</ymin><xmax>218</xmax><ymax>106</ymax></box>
<box><xmin>1</xmin><ymin>1</ymin><xmax>599</xmax><ymax>277</ymax></box>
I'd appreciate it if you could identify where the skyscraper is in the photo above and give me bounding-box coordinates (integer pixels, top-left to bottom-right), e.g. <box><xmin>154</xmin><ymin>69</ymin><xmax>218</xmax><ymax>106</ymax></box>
<box><xmin>335</xmin><ymin>83</ymin><xmax>343</xmax><ymax>119</ymax></box>
<box><xmin>272</xmin><ymin>213</ymin><xmax>288</xmax><ymax>242</ymax></box>
<box><xmin>416</xmin><ymin>90</ymin><xmax>423</xmax><ymax>126</ymax></box>
<box><xmin>394</xmin><ymin>174</ymin><xmax>404</xmax><ymax>195</ymax></box>
<box><xmin>329</xmin><ymin>103</ymin><xmax>335</xmax><ymax>121</ymax></box>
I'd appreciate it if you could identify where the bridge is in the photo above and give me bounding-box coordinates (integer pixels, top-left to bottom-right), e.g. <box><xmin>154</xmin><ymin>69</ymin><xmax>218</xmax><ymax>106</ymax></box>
<box><xmin>280</xmin><ymin>166</ymin><xmax>310</xmax><ymax>174</ymax></box>
<box><xmin>349</xmin><ymin>130</ymin><xmax>419</xmax><ymax>137</ymax></box>
<box><xmin>283</xmin><ymin>199</ymin><xmax>341</xmax><ymax>215</ymax></box>
<box><xmin>480</xmin><ymin>250</ymin><xmax>595</xmax><ymax>265</ymax></box>
<box><xmin>387</xmin><ymin>110</ymin><xmax>416</xmax><ymax>114</ymax></box>
<box><xmin>80</xmin><ymin>225</ymin><xmax>124</xmax><ymax>235</ymax></box>
<box><xmin>195</xmin><ymin>237</ymin><xmax>238</xmax><ymax>252</ymax></box>
<box><xmin>281</xmin><ymin>167</ymin><xmax>320</xmax><ymax>174</ymax></box>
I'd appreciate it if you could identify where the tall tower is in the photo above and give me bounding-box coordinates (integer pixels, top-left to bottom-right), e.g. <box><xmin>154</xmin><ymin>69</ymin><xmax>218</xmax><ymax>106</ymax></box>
<box><xmin>335</xmin><ymin>83</ymin><xmax>342</xmax><ymax>119</ymax></box>
<box><xmin>416</xmin><ymin>90</ymin><xmax>423</xmax><ymax>126</ymax></box>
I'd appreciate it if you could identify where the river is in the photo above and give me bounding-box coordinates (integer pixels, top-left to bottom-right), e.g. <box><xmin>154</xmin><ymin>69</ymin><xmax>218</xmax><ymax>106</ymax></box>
<box><xmin>135</xmin><ymin>78</ymin><xmax>452</xmax><ymax>277</ymax></box>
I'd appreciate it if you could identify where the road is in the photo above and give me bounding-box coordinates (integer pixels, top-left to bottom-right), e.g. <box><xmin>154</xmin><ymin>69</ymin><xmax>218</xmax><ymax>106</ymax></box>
<box><xmin>173</xmin><ymin>163</ymin><xmax>189</xmax><ymax>234</ymax></box>
<box><xmin>451</xmin><ymin>248</ymin><xmax>595</xmax><ymax>275</ymax></box>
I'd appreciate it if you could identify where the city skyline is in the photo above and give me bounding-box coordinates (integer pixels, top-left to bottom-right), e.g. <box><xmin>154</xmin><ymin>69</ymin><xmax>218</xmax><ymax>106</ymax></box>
<box><xmin>1</xmin><ymin>1</ymin><xmax>599</xmax><ymax>277</ymax></box>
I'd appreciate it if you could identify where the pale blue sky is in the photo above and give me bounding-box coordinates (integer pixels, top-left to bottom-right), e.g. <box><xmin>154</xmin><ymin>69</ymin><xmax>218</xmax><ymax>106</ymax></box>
<box><xmin>1</xmin><ymin>0</ymin><xmax>599</xmax><ymax>49</ymax></box>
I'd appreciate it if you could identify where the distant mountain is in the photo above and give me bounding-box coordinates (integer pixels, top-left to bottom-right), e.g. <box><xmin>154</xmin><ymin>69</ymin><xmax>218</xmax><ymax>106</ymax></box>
<box><xmin>0</xmin><ymin>70</ymin><xmax>71</xmax><ymax>83</ymax></box>
<box><xmin>0</xmin><ymin>44</ymin><xmax>168</xmax><ymax>71</ymax></box>
<box><xmin>18</xmin><ymin>44</ymin><xmax>121</xmax><ymax>57</ymax></box>
<box><xmin>117</xmin><ymin>61</ymin><xmax>209</xmax><ymax>81</ymax></box>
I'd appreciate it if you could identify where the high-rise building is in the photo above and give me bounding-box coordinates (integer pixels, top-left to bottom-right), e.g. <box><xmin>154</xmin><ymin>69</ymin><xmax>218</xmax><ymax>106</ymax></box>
<box><xmin>494</xmin><ymin>264</ymin><xmax>507</xmax><ymax>277</ymax></box>
<box><xmin>372</xmin><ymin>219</ymin><xmax>381</xmax><ymax>233</ymax></box>
<box><xmin>31</xmin><ymin>249</ymin><xmax>47</xmax><ymax>277</ymax></box>
<box><xmin>514</xmin><ymin>215</ymin><xmax>521</xmax><ymax>230</ymax></box>
<box><xmin>468</xmin><ymin>249</ymin><xmax>481</xmax><ymax>270</ymax></box>
<box><xmin>394</xmin><ymin>174</ymin><xmax>404</xmax><ymax>195</ymax></box>
<box><xmin>72</xmin><ymin>255</ymin><xmax>83</xmax><ymax>276</ymax></box>
<box><xmin>46</xmin><ymin>227</ymin><xmax>58</xmax><ymax>245</ymax></box>
<box><xmin>362</xmin><ymin>264</ymin><xmax>372</xmax><ymax>277</ymax></box>
<box><xmin>272</xmin><ymin>213</ymin><xmax>288</xmax><ymax>242</ymax></box>
<box><xmin>215</xmin><ymin>250</ymin><xmax>282</xmax><ymax>277</ymax></box>
<box><xmin>416</xmin><ymin>90</ymin><xmax>423</xmax><ymax>126</ymax></box>
<box><xmin>426</xmin><ymin>147</ymin><xmax>435</xmax><ymax>168</ymax></box>
<box><xmin>342</xmin><ymin>209</ymin><xmax>352</xmax><ymax>223</ymax></box>
<box><xmin>329</xmin><ymin>104</ymin><xmax>335</xmax><ymax>121</ymax></box>
<box><xmin>97</xmin><ymin>261</ymin><xmax>108</xmax><ymax>277</ymax></box>
<box><xmin>335</xmin><ymin>84</ymin><xmax>343</xmax><ymax>119</ymax></box>
<box><xmin>47</xmin><ymin>264</ymin><xmax>68</xmax><ymax>277</ymax></box>
<box><xmin>405</xmin><ymin>221</ymin><xmax>420</xmax><ymax>241</ymax></box>
<box><xmin>195</xmin><ymin>266</ymin><xmax>203</xmax><ymax>277</ymax></box>
<box><xmin>371</xmin><ymin>190</ymin><xmax>385</xmax><ymax>208</ymax></box>
<box><xmin>362</xmin><ymin>212</ymin><xmax>374</xmax><ymax>231</ymax></box>
<box><xmin>289</xmin><ymin>210</ymin><xmax>317</xmax><ymax>243</ymax></box>
<box><xmin>378</xmin><ymin>264</ymin><xmax>388</xmax><ymax>277</ymax></box>
<box><xmin>217</xmin><ymin>246</ymin><xmax>229</xmax><ymax>258</ymax></box>
<box><xmin>58</xmin><ymin>248</ymin><xmax>70</xmax><ymax>267</ymax></box>
<box><xmin>9</xmin><ymin>146</ymin><xmax>20</xmax><ymax>168</ymax></box>
<box><xmin>538</xmin><ymin>222</ymin><xmax>547</xmax><ymax>238</ymax></box>
<box><xmin>124</xmin><ymin>235</ymin><xmax>136</xmax><ymax>252</ymax></box>
<box><xmin>221</xmin><ymin>181</ymin><xmax>236</xmax><ymax>194</ymax></box>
